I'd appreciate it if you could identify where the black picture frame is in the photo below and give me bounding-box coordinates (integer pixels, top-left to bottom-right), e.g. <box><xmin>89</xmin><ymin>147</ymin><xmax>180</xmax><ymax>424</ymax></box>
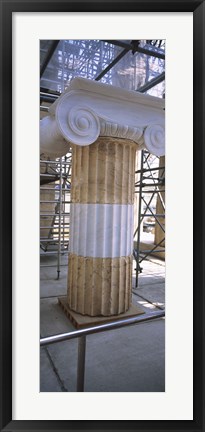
<box><xmin>0</xmin><ymin>1</ymin><xmax>204</xmax><ymax>431</ymax></box>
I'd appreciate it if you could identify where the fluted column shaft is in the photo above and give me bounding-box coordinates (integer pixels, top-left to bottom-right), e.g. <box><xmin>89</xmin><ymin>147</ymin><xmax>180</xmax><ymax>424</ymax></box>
<box><xmin>67</xmin><ymin>137</ymin><xmax>136</xmax><ymax>316</ymax></box>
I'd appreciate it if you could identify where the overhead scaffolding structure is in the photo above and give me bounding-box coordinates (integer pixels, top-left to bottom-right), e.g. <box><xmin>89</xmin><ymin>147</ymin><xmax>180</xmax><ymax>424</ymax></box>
<box><xmin>40</xmin><ymin>39</ymin><xmax>165</xmax><ymax>95</ymax></box>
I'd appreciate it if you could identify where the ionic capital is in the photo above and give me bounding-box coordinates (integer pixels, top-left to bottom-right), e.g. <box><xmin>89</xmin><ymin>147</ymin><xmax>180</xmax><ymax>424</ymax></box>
<box><xmin>40</xmin><ymin>77</ymin><xmax>165</xmax><ymax>157</ymax></box>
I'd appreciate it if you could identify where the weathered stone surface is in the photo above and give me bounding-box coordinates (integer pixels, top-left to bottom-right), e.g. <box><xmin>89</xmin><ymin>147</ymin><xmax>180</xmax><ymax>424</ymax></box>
<box><xmin>70</xmin><ymin>137</ymin><xmax>136</xmax><ymax>204</ymax></box>
<box><xmin>68</xmin><ymin>254</ymin><xmax>132</xmax><ymax>316</ymax></box>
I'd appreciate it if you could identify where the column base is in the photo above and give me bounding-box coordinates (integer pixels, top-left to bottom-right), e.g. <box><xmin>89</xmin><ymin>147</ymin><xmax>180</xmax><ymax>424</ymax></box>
<box><xmin>68</xmin><ymin>254</ymin><xmax>133</xmax><ymax>316</ymax></box>
<box><xmin>58</xmin><ymin>296</ymin><xmax>144</xmax><ymax>329</ymax></box>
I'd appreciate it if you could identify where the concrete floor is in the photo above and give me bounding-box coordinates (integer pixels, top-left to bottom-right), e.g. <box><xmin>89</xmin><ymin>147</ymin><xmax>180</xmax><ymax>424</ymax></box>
<box><xmin>40</xmin><ymin>252</ymin><xmax>165</xmax><ymax>392</ymax></box>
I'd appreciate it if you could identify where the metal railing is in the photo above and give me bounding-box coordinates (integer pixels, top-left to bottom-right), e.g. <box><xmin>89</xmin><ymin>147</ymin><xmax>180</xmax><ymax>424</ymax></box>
<box><xmin>40</xmin><ymin>310</ymin><xmax>165</xmax><ymax>392</ymax></box>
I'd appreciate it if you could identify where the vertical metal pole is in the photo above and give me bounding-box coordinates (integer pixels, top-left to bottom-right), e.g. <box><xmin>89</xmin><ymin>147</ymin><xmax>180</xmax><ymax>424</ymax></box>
<box><xmin>57</xmin><ymin>158</ymin><xmax>62</xmax><ymax>279</ymax></box>
<box><xmin>135</xmin><ymin>150</ymin><xmax>144</xmax><ymax>288</ymax></box>
<box><xmin>77</xmin><ymin>335</ymin><xmax>86</xmax><ymax>392</ymax></box>
<box><xmin>62</xmin><ymin>159</ymin><xmax>65</xmax><ymax>251</ymax></box>
<box><xmin>62</xmin><ymin>40</ymin><xmax>65</xmax><ymax>92</ymax></box>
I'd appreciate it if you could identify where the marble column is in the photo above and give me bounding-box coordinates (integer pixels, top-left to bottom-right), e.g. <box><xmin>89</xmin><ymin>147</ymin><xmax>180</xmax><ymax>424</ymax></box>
<box><xmin>40</xmin><ymin>77</ymin><xmax>165</xmax><ymax>317</ymax></box>
<box><xmin>68</xmin><ymin>137</ymin><xmax>136</xmax><ymax>316</ymax></box>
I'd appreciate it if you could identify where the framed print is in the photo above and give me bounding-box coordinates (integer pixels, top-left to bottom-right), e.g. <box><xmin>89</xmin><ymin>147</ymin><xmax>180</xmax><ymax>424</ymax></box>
<box><xmin>0</xmin><ymin>0</ymin><xmax>204</xmax><ymax>431</ymax></box>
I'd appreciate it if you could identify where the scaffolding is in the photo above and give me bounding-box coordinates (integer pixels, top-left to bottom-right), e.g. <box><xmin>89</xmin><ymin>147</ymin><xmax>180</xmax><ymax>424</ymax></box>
<box><xmin>40</xmin><ymin>153</ymin><xmax>72</xmax><ymax>278</ymax></box>
<box><xmin>40</xmin><ymin>39</ymin><xmax>165</xmax><ymax>95</ymax></box>
<box><xmin>133</xmin><ymin>150</ymin><xmax>165</xmax><ymax>287</ymax></box>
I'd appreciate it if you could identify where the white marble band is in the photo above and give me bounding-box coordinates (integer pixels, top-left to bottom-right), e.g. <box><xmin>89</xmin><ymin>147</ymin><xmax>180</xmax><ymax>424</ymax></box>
<box><xmin>69</xmin><ymin>203</ymin><xmax>134</xmax><ymax>258</ymax></box>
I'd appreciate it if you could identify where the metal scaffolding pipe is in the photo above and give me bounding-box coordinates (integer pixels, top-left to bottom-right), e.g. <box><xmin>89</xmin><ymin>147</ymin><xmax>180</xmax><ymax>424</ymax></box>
<box><xmin>56</xmin><ymin>158</ymin><xmax>63</xmax><ymax>279</ymax></box>
<box><xmin>137</xmin><ymin>72</ymin><xmax>165</xmax><ymax>93</ymax></box>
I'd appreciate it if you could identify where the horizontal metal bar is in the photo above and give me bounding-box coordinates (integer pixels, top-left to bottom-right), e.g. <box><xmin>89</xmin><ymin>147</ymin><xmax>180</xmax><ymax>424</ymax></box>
<box><xmin>40</xmin><ymin>240</ymin><xmax>69</xmax><ymax>244</ymax></box>
<box><xmin>40</xmin><ymin>237</ymin><xmax>69</xmax><ymax>241</ymax></box>
<box><xmin>40</xmin><ymin>187</ymin><xmax>71</xmax><ymax>191</ymax></box>
<box><xmin>40</xmin><ymin>213</ymin><xmax>70</xmax><ymax>216</ymax></box>
<box><xmin>142</xmin><ymin>215</ymin><xmax>164</xmax><ymax>219</ymax></box>
<box><xmin>40</xmin><ymin>160</ymin><xmax>71</xmax><ymax>165</ymax></box>
<box><xmin>40</xmin><ymin>229</ymin><xmax>69</xmax><ymax>232</ymax></box>
<box><xmin>40</xmin><ymin>228</ymin><xmax>69</xmax><ymax>231</ymax></box>
<box><xmin>40</xmin><ymin>91</ymin><xmax>59</xmax><ymax>99</ymax></box>
<box><xmin>40</xmin><ymin>225</ymin><xmax>69</xmax><ymax>229</ymax></box>
<box><xmin>135</xmin><ymin>183</ymin><xmax>165</xmax><ymax>188</ymax></box>
<box><xmin>40</xmin><ymin>187</ymin><xmax>58</xmax><ymax>190</ymax></box>
<box><xmin>40</xmin><ymin>234</ymin><xmax>69</xmax><ymax>238</ymax></box>
<box><xmin>40</xmin><ymin>173</ymin><xmax>60</xmax><ymax>177</ymax></box>
<box><xmin>40</xmin><ymin>251</ymin><xmax>68</xmax><ymax>255</ymax></box>
<box><xmin>40</xmin><ymin>310</ymin><xmax>165</xmax><ymax>347</ymax></box>
<box><xmin>40</xmin><ymin>238</ymin><xmax>69</xmax><ymax>243</ymax></box>
<box><xmin>135</xmin><ymin>190</ymin><xmax>165</xmax><ymax>194</ymax></box>
<box><xmin>40</xmin><ymin>106</ymin><xmax>49</xmax><ymax>112</ymax></box>
<box><xmin>141</xmin><ymin>214</ymin><xmax>165</xmax><ymax>218</ymax></box>
<box><xmin>40</xmin><ymin>174</ymin><xmax>69</xmax><ymax>179</ymax></box>
<box><xmin>40</xmin><ymin>92</ymin><xmax>59</xmax><ymax>104</ymax></box>
<box><xmin>40</xmin><ymin>95</ymin><xmax>57</xmax><ymax>104</ymax></box>
<box><xmin>135</xmin><ymin>166</ymin><xmax>165</xmax><ymax>174</ymax></box>
<box><xmin>40</xmin><ymin>200</ymin><xmax>70</xmax><ymax>204</ymax></box>
<box><xmin>40</xmin><ymin>264</ymin><xmax>68</xmax><ymax>268</ymax></box>
<box><xmin>138</xmin><ymin>249</ymin><xmax>165</xmax><ymax>254</ymax></box>
<box><xmin>142</xmin><ymin>176</ymin><xmax>164</xmax><ymax>181</ymax></box>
